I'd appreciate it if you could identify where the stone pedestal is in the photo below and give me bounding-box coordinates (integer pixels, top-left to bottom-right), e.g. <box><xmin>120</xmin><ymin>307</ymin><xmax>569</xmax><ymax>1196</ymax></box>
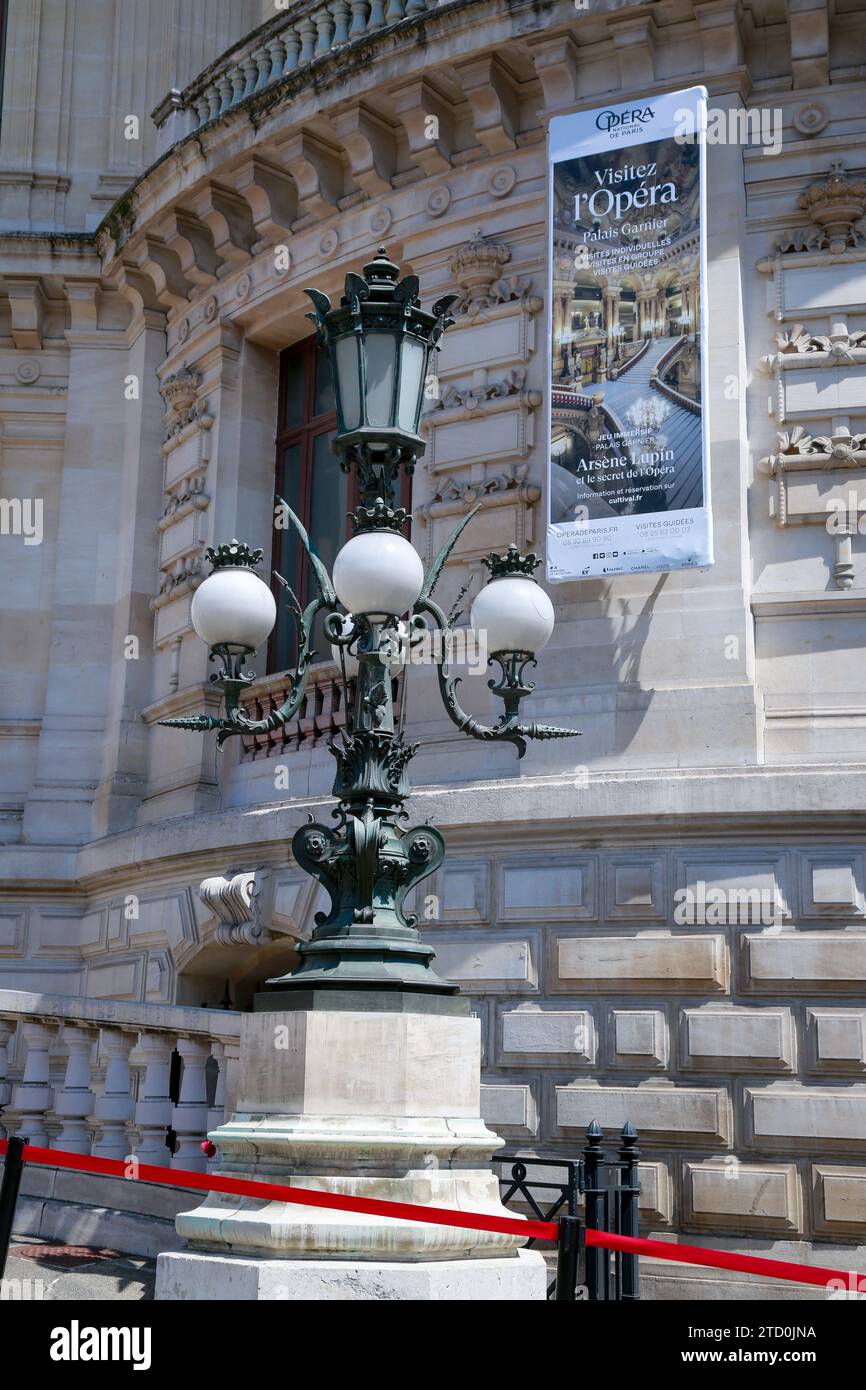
<box><xmin>155</xmin><ymin>1003</ymin><xmax>547</xmax><ymax>1301</ymax></box>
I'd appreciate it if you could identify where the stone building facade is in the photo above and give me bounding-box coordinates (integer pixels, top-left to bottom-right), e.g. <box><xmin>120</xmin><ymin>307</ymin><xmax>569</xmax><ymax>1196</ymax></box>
<box><xmin>1</xmin><ymin>0</ymin><xmax>866</xmax><ymax>1297</ymax></box>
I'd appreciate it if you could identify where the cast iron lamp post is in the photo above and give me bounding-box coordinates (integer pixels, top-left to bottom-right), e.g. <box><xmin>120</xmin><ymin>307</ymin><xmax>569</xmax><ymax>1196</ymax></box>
<box><xmin>161</xmin><ymin>249</ymin><xmax>579</xmax><ymax>999</ymax></box>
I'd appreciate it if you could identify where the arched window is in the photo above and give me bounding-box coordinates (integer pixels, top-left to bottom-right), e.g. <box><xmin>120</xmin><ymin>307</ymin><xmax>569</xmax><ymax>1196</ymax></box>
<box><xmin>270</xmin><ymin>335</ymin><xmax>410</xmax><ymax>673</ymax></box>
<box><xmin>270</xmin><ymin>335</ymin><xmax>342</xmax><ymax>673</ymax></box>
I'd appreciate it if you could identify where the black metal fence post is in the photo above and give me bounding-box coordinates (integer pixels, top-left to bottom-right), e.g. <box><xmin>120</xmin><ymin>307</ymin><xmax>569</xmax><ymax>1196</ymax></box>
<box><xmin>582</xmin><ymin>1119</ymin><xmax>606</xmax><ymax>1300</ymax></box>
<box><xmin>555</xmin><ymin>1213</ymin><xmax>582</xmax><ymax>1300</ymax></box>
<box><xmin>618</xmin><ymin>1120</ymin><xmax>641</xmax><ymax>1301</ymax></box>
<box><xmin>0</xmin><ymin>1136</ymin><xmax>26</xmax><ymax>1282</ymax></box>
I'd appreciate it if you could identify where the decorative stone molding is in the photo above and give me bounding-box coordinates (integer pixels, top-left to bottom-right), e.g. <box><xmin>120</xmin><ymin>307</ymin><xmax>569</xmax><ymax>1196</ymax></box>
<box><xmin>154</xmin><ymin>367</ymin><xmax>215</xmax><ymax>648</ymax></box>
<box><xmin>758</xmin><ymin>426</ymin><xmax>866</xmax><ymax>475</ymax></box>
<box><xmin>759</xmin><ymin>322</ymin><xmax>866</xmax><ymax>373</ymax></box>
<box><xmin>199</xmin><ymin>870</ymin><xmax>275</xmax><ymax>946</ymax></box>
<box><xmin>429</xmin><ymin>367</ymin><xmax>542</xmax><ymax>414</ymax></box>
<box><xmin>160</xmin><ymin>366</ymin><xmax>201</xmax><ymax>419</ymax></box>
<box><xmin>774</xmin><ymin>163</ymin><xmax>866</xmax><ymax>255</ymax></box>
<box><xmin>416</xmin><ymin>464</ymin><xmax>541</xmax><ymax>522</ymax></box>
<box><xmin>757</xmin><ymin>427</ymin><xmax>866</xmax><ymax>590</ymax></box>
<box><xmin>448</xmin><ymin>230</ymin><xmax>541</xmax><ymax>318</ymax></box>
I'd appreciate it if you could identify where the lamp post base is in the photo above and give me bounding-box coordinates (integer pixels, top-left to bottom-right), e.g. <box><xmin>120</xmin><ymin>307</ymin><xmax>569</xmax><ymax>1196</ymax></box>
<box><xmin>155</xmin><ymin>1249</ymin><xmax>547</xmax><ymax>1302</ymax></box>
<box><xmin>155</xmin><ymin>1006</ymin><xmax>545</xmax><ymax>1301</ymax></box>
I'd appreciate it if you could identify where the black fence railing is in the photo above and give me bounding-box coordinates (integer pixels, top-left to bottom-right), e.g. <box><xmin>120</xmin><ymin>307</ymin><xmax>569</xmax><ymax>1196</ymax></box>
<box><xmin>495</xmin><ymin>1120</ymin><xmax>641</xmax><ymax>1301</ymax></box>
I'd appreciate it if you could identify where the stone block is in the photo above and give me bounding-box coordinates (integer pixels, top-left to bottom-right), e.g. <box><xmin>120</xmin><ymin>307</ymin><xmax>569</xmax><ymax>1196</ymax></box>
<box><xmin>499</xmin><ymin>1005</ymin><xmax>595</xmax><ymax>1064</ymax></box>
<box><xmin>802</xmin><ymin>857</ymin><xmax>864</xmax><ymax>918</ymax></box>
<box><xmin>745</xmin><ymin>1085</ymin><xmax>866</xmax><ymax>1153</ymax></box>
<box><xmin>433</xmin><ymin>937</ymin><xmax>537</xmax><ymax>991</ymax></box>
<box><xmin>680</xmin><ymin>1006</ymin><xmax>795</xmax><ymax>1072</ymax></box>
<box><xmin>806</xmin><ymin>1009</ymin><xmax>866</xmax><ymax>1073</ymax></box>
<box><xmin>675</xmin><ymin>855</ymin><xmax>789</xmax><ymax>926</ymax></box>
<box><xmin>683</xmin><ymin>1159</ymin><xmax>802</xmax><ymax>1234</ymax></box>
<box><xmin>609</xmin><ymin>1009</ymin><xmax>668</xmax><ymax>1069</ymax></box>
<box><xmin>742</xmin><ymin>933</ymin><xmax>866</xmax><ymax>994</ymax></box>
<box><xmin>556</xmin><ymin>934</ymin><xmax>727</xmax><ymax>993</ymax></box>
<box><xmin>239</xmin><ymin>1009</ymin><xmax>481</xmax><ymax>1119</ymax></box>
<box><xmin>555</xmin><ymin>1082</ymin><xmax>732</xmax><ymax>1146</ymax></box>
<box><xmin>481</xmin><ymin>1082</ymin><xmax>538</xmax><ymax>1137</ymax></box>
<box><xmin>812</xmin><ymin>1166</ymin><xmax>866</xmax><ymax>1235</ymax></box>
<box><xmin>438</xmin><ymin>860</ymin><xmax>490</xmax><ymax>923</ymax></box>
<box><xmin>637</xmin><ymin>1162</ymin><xmax>673</xmax><ymax>1224</ymax></box>
<box><xmin>156</xmin><ymin>1249</ymin><xmax>548</xmax><ymax>1301</ymax></box>
<box><xmin>497</xmin><ymin>857</ymin><xmax>596</xmax><ymax>921</ymax></box>
<box><xmin>605</xmin><ymin>857</ymin><xmax>666</xmax><ymax>920</ymax></box>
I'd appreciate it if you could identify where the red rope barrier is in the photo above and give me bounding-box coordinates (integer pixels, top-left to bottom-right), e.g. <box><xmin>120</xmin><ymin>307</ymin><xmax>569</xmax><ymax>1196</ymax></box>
<box><xmin>2</xmin><ymin>1137</ymin><xmax>862</xmax><ymax>1290</ymax></box>
<box><xmin>584</xmin><ymin>1228</ymin><xmax>858</xmax><ymax>1291</ymax></box>
<box><xmin>0</xmin><ymin>1140</ymin><xmax>554</xmax><ymax>1242</ymax></box>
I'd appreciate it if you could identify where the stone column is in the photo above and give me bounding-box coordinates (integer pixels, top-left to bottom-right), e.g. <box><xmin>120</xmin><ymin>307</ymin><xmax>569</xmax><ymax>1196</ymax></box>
<box><xmin>156</xmin><ymin>1001</ymin><xmax>546</xmax><ymax>1300</ymax></box>
<box><xmin>22</xmin><ymin>284</ymin><xmax>135</xmax><ymax>844</ymax></box>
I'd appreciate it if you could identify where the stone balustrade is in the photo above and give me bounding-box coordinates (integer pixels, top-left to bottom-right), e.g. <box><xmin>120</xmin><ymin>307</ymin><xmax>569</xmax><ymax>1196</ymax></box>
<box><xmin>153</xmin><ymin>0</ymin><xmax>435</xmax><ymax>154</ymax></box>
<box><xmin>0</xmin><ymin>990</ymin><xmax>241</xmax><ymax>1175</ymax></box>
<box><xmin>239</xmin><ymin>662</ymin><xmax>403</xmax><ymax>761</ymax></box>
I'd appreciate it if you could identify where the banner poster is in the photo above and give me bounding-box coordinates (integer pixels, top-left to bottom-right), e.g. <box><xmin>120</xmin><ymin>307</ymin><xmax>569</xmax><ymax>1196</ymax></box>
<box><xmin>546</xmin><ymin>87</ymin><xmax>713</xmax><ymax>582</ymax></box>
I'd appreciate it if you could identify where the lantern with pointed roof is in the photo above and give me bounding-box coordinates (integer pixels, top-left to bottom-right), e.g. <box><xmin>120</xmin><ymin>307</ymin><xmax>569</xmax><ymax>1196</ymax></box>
<box><xmin>305</xmin><ymin>247</ymin><xmax>457</xmax><ymax>468</ymax></box>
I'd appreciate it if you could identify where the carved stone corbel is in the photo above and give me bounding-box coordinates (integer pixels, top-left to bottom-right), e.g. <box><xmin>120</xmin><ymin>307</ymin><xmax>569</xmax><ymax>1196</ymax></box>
<box><xmin>331</xmin><ymin>104</ymin><xmax>397</xmax><ymax>197</ymax></box>
<box><xmin>391</xmin><ymin>78</ymin><xmax>455</xmax><ymax>177</ymax></box>
<box><xmin>453</xmin><ymin>54</ymin><xmax>520</xmax><ymax>157</ymax></box>
<box><xmin>276</xmin><ymin>130</ymin><xmax>344</xmax><ymax>222</ymax></box>
<box><xmin>199</xmin><ymin>869</ymin><xmax>275</xmax><ymax>946</ymax></box>
<box><xmin>233</xmin><ymin>154</ymin><xmax>299</xmax><ymax>247</ymax></box>
<box><xmin>190</xmin><ymin>182</ymin><xmax>257</xmax><ymax>265</ymax></box>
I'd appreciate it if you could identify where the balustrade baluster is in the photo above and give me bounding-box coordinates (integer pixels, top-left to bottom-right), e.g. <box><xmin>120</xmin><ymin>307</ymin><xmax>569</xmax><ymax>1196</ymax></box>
<box><xmin>193</xmin><ymin>94</ymin><xmax>210</xmax><ymax>127</ymax></box>
<box><xmin>206</xmin><ymin>1041</ymin><xmax>226</xmax><ymax>1167</ymax></box>
<box><xmin>385</xmin><ymin>0</ymin><xmax>405</xmax><ymax>21</ymax></box>
<box><xmin>171</xmin><ymin>1037</ymin><xmax>211</xmax><ymax>1171</ymax></box>
<box><xmin>92</xmin><ymin>1028</ymin><xmax>135</xmax><ymax>1161</ymax></box>
<box><xmin>242</xmin><ymin>55</ymin><xmax>259</xmax><ymax>99</ymax></box>
<box><xmin>206</xmin><ymin>85</ymin><xmax>221</xmax><ymax>121</ymax></box>
<box><xmin>12</xmin><ymin>1021</ymin><xmax>54</xmax><ymax>1147</ymax></box>
<box><xmin>252</xmin><ymin>45</ymin><xmax>271</xmax><ymax>91</ymax></box>
<box><xmin>332</xmin><ymin>0</ymin><xmax>351</xmax><ymax>45</ymax></box>
<box><xmin>229</xmin><ymin>65</ymin><xmax>246</xmax><ymax>105</ymax></box>
<box><xmin>217</xmin><ymin>73</ymin><xmax>234</xmax><ymax>114</ymax></box>
<box><xmin>279</xmin><ymin>31</ymin><xmax>299</xmax><ymax>74</ymax></box>
<box><xmin>298</xmin><ymin>17</ymin><xmax>317</xmax><ymax>64</ymax></box>
<box><xmin>0</xmin><ymin>1019</ymin><xmax>14</xmax><ymax>1139</ymax></box>
<box><xmin>349</xmin><ymin>0</ymin><xmax>369</xmax><ymax>36</ymax></box>
<box><xmin>132</xmin><ymin>1031</ymin><xmax>176</xmax><ymax>1165</ymax></box>
<box><xmin>367</xmin><ymin>0</ymin><xmax>386</xmax><ymax>27</ymax></box>
<box><xmin>54</xmin><ymin>1024</ymin><xmax>95</xmax><ymax>1154</ymax></box>
<box><xmin>315</xmin><ymin>9</ymin><xmax>335</xmax><ymax>54</ymax></box>
<box><xmin>405</xmin><ymin>0</ymin><xmax>426</xmax><ymax>14</ymax></box>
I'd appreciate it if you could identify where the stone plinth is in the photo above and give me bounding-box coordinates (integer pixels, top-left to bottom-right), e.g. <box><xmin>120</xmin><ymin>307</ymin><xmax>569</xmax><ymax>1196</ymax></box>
<box><xmin>155</xmin><ymin>1006</ymin><xmax>547</xmax><ymax>1300</ymax></box>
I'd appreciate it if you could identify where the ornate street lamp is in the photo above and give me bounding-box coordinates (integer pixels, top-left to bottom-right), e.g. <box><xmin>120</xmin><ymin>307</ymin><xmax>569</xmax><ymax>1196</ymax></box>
<box><xmin>161</xmin><ymin>249</ymin><xmax>579</xmax><ymax>998</ymax></box>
